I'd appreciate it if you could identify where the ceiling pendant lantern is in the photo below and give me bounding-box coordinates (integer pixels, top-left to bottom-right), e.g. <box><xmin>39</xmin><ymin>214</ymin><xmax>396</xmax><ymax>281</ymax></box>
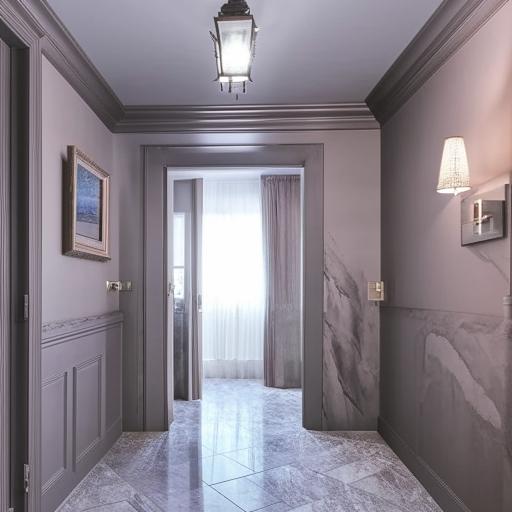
<box><xmin>210</xmin><ymin>0</ymin><xmax>258</xmax><ymax>96</ymax></box>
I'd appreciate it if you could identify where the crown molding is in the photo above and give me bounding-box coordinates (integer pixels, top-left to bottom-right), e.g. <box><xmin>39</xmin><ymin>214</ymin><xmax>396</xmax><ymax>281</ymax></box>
<box><xmin>366</xmin><ymin>0</ymin><xmax>509</xmax><ymax>125</ymax></box>
<box><xmin>19</xmin><ymin>0</ymin><xmax>124</xmax><ymax>131</ymax></box>
<box><xmin>116</xmin><ymin>103</ymin><xmax>379</xmax><ymax>133</ymax></box>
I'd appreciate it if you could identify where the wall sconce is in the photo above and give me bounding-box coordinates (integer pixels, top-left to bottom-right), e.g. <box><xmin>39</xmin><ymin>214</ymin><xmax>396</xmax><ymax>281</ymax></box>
<box><xmin>437</xmin><ymin>136</ymin><xmax>471</xmax><ymax>196</ymax></box>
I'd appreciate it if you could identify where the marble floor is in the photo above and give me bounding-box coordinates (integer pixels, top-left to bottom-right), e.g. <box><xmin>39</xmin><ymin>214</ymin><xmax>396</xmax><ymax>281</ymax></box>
<box><xmin>58</xmin><ymin>379</ymin><xmax>442</xmax><ymax>512</ymax></box>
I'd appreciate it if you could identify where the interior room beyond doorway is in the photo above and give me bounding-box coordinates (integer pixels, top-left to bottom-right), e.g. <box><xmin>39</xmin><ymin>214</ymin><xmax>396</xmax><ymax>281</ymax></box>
<box><xmin>168</xmin><ymin>167</ymin><xmax>304</xmax><ymax>419</ymax></box>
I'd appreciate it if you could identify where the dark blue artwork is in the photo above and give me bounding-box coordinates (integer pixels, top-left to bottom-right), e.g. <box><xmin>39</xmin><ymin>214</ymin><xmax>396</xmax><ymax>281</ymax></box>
<box><xmin>76</xmin><ymin>164</ymin><xmax>102</xmax><ymax>241</ymax></box>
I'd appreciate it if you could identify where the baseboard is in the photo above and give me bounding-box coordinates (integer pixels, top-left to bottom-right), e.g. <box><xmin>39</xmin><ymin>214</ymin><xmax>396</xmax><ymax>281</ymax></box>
<box><xmin>378</xmin><ymin>417</ymin><xmax>472</xmax><ymax>512</ymax></box>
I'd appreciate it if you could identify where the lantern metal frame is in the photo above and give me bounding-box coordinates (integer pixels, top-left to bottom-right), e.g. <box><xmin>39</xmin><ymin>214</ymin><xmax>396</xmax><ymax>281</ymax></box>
<box><xmin>210</xmin><ymin>0</ymin><xmax>258</xmax><ymax>94</ymax></box>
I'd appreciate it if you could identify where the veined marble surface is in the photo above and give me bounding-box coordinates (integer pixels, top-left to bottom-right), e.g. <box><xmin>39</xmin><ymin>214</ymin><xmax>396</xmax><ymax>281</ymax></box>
<box><xmin>323</xmin><ymin>235</ymin><xmax>379</xmax><ymax>430</ymax></box>
<box><xmin>58</xmin><ymin>379</ymin><xmax>439</xmax><ymax>512</ymax></box>
<box><xmin>381</xmin><ymin>306</ymin><xmax>512</xmax><ymax>512</ymax></box>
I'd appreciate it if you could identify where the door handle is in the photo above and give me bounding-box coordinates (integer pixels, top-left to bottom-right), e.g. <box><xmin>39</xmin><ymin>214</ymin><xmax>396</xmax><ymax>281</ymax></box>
<box><xmin>168</xmin><ymin>282</ymin><xmax>175</xmax><ymax>297</ymax></box>
<box><xmin>197</xmin><ymin>294</ymin><xmax>202</xmax><ymax>312</ymax></box>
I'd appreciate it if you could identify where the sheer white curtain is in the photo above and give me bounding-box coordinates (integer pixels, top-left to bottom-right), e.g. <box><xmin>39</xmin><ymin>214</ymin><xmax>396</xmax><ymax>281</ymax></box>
<box><xmin>202</xmin><ymin>178</ymin><xmax>265</xmax><ymax>379</ymax></box>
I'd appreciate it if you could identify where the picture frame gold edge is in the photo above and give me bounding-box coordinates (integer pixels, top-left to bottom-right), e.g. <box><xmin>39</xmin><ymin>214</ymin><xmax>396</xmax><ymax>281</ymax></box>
<box><xmin>62</xmin><ymin>145</ymin><xmax>111</xmax><ymax>262</ymax></box>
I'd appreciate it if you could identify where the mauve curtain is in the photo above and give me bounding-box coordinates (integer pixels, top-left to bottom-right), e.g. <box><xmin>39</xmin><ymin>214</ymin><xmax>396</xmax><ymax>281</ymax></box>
<box><xmin>261</xmin><ymin>175</ymin><xmax>302</xmax><ymax>389</ymax></box>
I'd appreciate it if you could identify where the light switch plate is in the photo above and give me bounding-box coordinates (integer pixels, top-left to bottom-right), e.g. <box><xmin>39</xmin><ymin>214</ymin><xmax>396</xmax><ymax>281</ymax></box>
<box><xmin>368</xmin><ymin>281</ymin><xmax>385</xmax><ymax>301</ymax></box>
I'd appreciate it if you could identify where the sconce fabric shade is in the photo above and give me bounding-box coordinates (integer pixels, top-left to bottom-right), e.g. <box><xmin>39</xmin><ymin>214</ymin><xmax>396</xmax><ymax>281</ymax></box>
<box><xmin>437</xmin><ymin>137</ymin><xmax>471</xmax><ymax>196</ymax></box>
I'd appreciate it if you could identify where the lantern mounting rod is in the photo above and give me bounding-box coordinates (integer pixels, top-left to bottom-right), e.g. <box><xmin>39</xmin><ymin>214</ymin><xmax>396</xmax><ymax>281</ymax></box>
<box><xmin>219</xmin><ymin>0</ymin><xmax>251</xmax><ymax>17</ymax></box>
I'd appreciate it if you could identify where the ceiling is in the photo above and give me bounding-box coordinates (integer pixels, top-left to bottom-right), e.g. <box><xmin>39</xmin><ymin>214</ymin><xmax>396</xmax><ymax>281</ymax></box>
<box><xmin>47</xmin><ymin>0</ymin><xmax>443</xmax><ymax>107</ymax></box>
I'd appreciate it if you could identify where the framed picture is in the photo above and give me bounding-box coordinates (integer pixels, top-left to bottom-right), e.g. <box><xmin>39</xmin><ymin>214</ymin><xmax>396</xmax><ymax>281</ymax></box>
<box><xmin>63</xmin><ymin>145</ymin><xmax>110</xmax><ymax>261</ymax></box>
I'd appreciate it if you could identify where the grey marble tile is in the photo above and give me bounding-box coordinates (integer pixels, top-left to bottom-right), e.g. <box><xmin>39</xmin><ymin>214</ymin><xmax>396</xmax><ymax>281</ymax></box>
<box><xmin>223</xmin><ymin>446</ymin><xmax>298</xmax><ymax>472</ymax></box>
<box><xmin>116</xmin><ymin>457</ymin><xmax>205</xmax><ymax>496</ymax></box>
<box><xmin>88</xmin><ymin>502</ymin><xmax>138</xmax><ymax>512</ymax></box>
<box><xmin>148</xmin><ymin>485</ymin><xmax>243</xmax><ymax>511</ymax></box>
<box><xmin>350</xmin><ymin>467</ymin><xmax>442</xmax><ymax>512</ymax></box>
<box><xmin>200</xmin><ymin>422</ymin><xmax>256</xmax><ymax>454</ymax></box>
<box><xmin>59</xmin><ymin>380</ymin><xmax>440</xmax><ymax>512</ymax></box>
<box><xmin>57</xmin><ymin>463</ymin><xmax>159</xmax><ymax>512</ymax></box>
<box><xmin>288</xmin><ymin>485</ymin><xmax>403</xmax><ymax>512</ymax></box>
<box><xmin>213</xmin><ymin>477</ymin><xmax>281</xmax><ymax>511</ymax></box>
<box><xmin>247</xmin><ymin>464</ymin><xmax>342</xmax><ymax>508</ymax></box>
<box><xmin>201</xmin><ymin>454</ymin><xmax>254</xmax><ymax>485</ymax></box>
<box><xmin>257</xmin><ymin>503</ymin><xmax>292</xmax><ymax>512</ymax></box>
<box><xmin>325</xmin><ymin>455</ymin><xmax>395</xmax><ymax>484</ymax></box>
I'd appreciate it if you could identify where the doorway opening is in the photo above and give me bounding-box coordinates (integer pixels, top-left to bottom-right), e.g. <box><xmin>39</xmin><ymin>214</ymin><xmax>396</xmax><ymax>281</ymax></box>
<box><xmin>167</xmin><ymin>167</ymin><xmax>304</xmax><ymax>429</ymax></box>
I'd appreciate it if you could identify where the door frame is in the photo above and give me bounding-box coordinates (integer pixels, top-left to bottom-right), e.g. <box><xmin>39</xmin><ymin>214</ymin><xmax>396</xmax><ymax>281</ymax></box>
<box><xmin>142</xmin><ymin>144</ymin><xmax>324</xmax><ymax>431</ymax></box>
<box><xmin>0</xmin><ymin>4</ymin><xmax>42</xmax><ymax>512</ymax></box>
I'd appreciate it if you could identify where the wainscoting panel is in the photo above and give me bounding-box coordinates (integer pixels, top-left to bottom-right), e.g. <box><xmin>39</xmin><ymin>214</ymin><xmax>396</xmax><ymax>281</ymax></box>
<box><xmin>41</xmin><ymin>312</ymin><xmax>123</xmax><ymax>512</ymax></box>
<box><xmin>380</xmin><ymin>306</ymin><xmax>512</xmax><ymax>512</ymax></box>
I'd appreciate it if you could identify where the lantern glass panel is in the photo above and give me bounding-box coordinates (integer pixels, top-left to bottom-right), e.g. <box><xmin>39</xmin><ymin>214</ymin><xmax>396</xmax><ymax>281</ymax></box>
<box><xmin>216</xmin><ymin>17</ymin><xmax>254</xmax><ymax>77</ymax></box>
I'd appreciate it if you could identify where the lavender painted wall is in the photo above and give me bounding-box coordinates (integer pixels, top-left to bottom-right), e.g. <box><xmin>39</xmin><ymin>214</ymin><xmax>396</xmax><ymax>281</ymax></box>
<box><xmin>42</xmin><ymin>57</ymin><xmax>119</xmax><ymax>323</ymax></box>
<box><xmin>114</xmin><ymin>130</ymin><xmax>381</xmax><ymax>431</ymax></box>
<box><xmin>380</xmin><ymin>3</ymin><xmax>512</xmax><ymax>511</ymax></box>
<box><xmin>42</xmin><ymin>49</ymin><xmax>381</xmax><ymax>433</ymax></box>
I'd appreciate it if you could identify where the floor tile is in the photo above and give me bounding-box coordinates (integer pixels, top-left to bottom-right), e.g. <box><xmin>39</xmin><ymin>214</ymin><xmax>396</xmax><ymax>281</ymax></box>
<box><xmin>257</xmin><ymin>503</ymin><xmax>292</xmax><ymax>512</ymax></box>
<box><xmin>149</xmin><ymin>485</ymin><xmax>244</xmax><ymax>511</ymax></box>
<box><xmin>57</xmin><ymin>463</ymin><xmax>159</xmax><ymax>512</ymax></box>
<box><xmin>201</xmin><ymin>454</ymin><xmax>254</xmax><ymax>485</ymax></box>
<box><xmin>213</xmin><ymin>477</ymin><xmax>281</xmax><ymax>511</ymax></box>
<box><xmin>88</xmin><ymin>502</ymin><xmax>138</xmax><ymax>512</ymax></box>
<box><xmin>59</xmin><ymin>380</ymin><xmax>441</xmax><ymax>512</ymax></box>
<box><xmin>325</xmin><ymin>455</ymin><xmax>394</xmax><ymax>484</ymax></box>
<box><xmin>288</xmin><ymin>485</ymin><xmax>403</xmax><ymax>511</ymax></box>
<box><xmin>350</xmin><ymin>467</ymin><xmax>442</xmax><ymax>512</ymax></box>
<box><xmin>247</xmin><ymin>464</ymin><xmax>341</xmax><ymax>508</ymax></box>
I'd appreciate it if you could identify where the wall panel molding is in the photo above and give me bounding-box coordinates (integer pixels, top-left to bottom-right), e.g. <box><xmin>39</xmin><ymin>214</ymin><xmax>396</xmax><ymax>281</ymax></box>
<box><xmin>73</xmin><ymin>355</ymin><xmax>103</xmax><ymax>467</ymax></box>
<box><xmin>41</xmin><ymin>372</ymin><xmax>67</xmax><ymax>494</ymax></box>
<box><xmin>366</xmin><ymin>0</ymin><xmax>509</xmax><ymax>124</ymax></box>
<box><xmin>42</xmin><ymin>311</ymin><xmax>124</xmax><ymax>346</ymax></box>
<box><xmin>41</xmin><ymin>312</ymin><xmax>123</xmax><ymax>512</ymax></box>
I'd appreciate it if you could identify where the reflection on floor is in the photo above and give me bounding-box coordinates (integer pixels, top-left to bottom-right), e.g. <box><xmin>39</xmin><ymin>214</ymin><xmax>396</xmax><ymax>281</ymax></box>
<box><xmin>58</xmin><ymin>379</ymin><xmax>441</xmax><ymax>511</ymax></box>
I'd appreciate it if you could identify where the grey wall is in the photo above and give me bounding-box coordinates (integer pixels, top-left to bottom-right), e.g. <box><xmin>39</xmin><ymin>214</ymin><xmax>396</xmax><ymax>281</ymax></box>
<box><xmin>42</xmin><ymin>56</ymin><xmax>119</xmax><ymax>322</ymax></box>
<box><xmin>380</xmin><ymin>3</ymin><xmax>512</xmax><ymax>512</ymax></box>
<box><xmin>115</xmin><ymin>130</ymin><xmax>381</xmax><ymax>431</ymax></box>
<box><xmin>41</xmin><ymin>313</ymin><xmax>123</xmax><ymax>512</ymax></box>
<box><xmin>42</xmin><ymin>57</ymin><xmax>124</xmax><ymax>510</ymax></box>
<box><xmin>42</xmin><ymin>44</ymin><xmax>382</xmax><ymax>434</ymax></box>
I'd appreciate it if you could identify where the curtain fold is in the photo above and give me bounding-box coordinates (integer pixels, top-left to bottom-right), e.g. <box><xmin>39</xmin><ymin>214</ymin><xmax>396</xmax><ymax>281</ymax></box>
<box><xmin>202</xmin><ymin>179</ymin><xmax>265</xmax><ymax>379</ymax></box>
<box><xmin>262</xmin><ymin>175</ymin><xmax>302</xmax><ymax>389</ymax></box>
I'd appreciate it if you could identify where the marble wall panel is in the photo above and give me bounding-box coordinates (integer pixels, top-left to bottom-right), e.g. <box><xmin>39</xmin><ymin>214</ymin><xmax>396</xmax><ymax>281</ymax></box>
<box><xmin>322</xmin><ymin>234</ymin><xmax>379</xmax><ymax>430</ymax></box>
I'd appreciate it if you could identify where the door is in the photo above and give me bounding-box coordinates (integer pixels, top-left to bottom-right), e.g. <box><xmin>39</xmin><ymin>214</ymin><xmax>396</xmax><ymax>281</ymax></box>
<box><xmin>1</xmin><ymin>39</ymin><xmax>30</xmax><ymax>512</ymax></box>
<box><xmin>168</xmin><ymin>177</ymin><xmax>203</xmax><ymax>404</ymax></box>
<box><xmin>10</xmin><ymin>45</ymin><xmax>30</xmax><ymax>512</ymax></box>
